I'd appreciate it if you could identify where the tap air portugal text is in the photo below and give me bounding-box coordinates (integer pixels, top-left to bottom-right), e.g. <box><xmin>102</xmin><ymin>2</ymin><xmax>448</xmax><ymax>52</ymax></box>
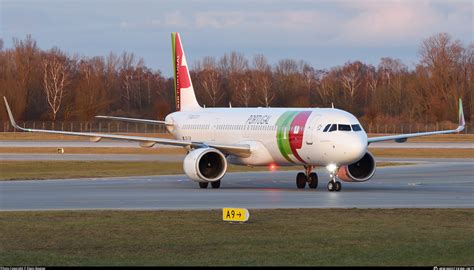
<box><xmin>3</xmin><ymin>32</ymin><xmax>466</xmax><ymax>191</ymax></box>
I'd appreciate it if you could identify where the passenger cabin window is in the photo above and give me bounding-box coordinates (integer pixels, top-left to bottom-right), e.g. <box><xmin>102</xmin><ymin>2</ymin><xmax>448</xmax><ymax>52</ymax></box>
<box><xmin>352</xmin><ymin>124</ymin><xmax>362</xmax><ymax>131</ymax></box>
<box><xmin>338</xmin><ymin>124</ymin><xmax>351</xmax><ymax>131</ymax></box>
<box><xmin>328</xmin><ymin>124</ymin><xmax>337</xmax><ymax>132</ymax></box>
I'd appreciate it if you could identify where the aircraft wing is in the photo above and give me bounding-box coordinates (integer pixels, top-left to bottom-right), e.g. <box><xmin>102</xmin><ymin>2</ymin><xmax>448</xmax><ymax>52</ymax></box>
<box><xmin>95</xmin><ymin>115</ymin><xmax>173</xmax><ymax>126</ymax></box>
<box><xmin>3</xmin><ymin>97</ymin><xmax>250</xmax><ymax>157</ymax></box>
<box><xmin>367</xmin><ymin>98</ymin><xmax>465</xmax><ymax>144</ymax></box>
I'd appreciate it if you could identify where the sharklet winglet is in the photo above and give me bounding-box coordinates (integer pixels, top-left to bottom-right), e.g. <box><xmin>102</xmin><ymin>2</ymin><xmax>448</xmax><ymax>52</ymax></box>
<box><xmin>456</xmin><ymin>98</ymin><xmax>465</xmax><ymax>132</ymax></box>
<box><xmin>3</xmin><ymin>97</ymin><xmax>24</xmax><ymax>131</ymax></box>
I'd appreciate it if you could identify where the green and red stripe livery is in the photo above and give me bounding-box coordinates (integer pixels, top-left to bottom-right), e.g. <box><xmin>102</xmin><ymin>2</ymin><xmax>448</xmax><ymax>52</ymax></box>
<box><xmin>276</xmin><ymin>111</ymin><xmax>312</xmax><ymax>163</ymax></box>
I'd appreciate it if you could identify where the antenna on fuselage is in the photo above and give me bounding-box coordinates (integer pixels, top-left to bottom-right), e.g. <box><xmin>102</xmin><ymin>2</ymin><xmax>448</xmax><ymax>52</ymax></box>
<box><xmin>229</xmin><ymin>102</ymin><xmax>232</xmax><ymax>108</ymax></box>
<box><xmin>331</xmin><ymin>102</ymin><xmax>334</xmax><ymax>109</ymax></box>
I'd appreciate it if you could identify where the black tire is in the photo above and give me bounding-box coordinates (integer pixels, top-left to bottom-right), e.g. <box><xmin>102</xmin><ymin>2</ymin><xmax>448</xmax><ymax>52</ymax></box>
<box><xmin>296</xmin><ymin>173</ymin><xmax>306</xmax><ymax>189</ymax></box>
<box><xmin>211</xmin><ymin>180</ymin><xmax>221</xmax><ymax>189</ymax></box>
<box><xmin>327</xmin><ymin>181</ymin><xmax>335</xmax><ymax>192</ymax></box>
<box><xmin>308</xmin><ymin>173</ymin><xmax>318</xmax><ymax>189</ymax></box>
<box><xmin>335</xmin><ymin>181</ymin><xmax>342</xmax><ymax>192</ymax></box>
<box><xmin>199</xmin><ymin>182</ymin><xmax>209</xmax><ymax>189</ymax></box>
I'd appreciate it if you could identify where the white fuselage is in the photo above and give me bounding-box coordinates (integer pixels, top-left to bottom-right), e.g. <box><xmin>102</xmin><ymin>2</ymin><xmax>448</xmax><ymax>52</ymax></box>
<box><xmin>166</xmin><ymin>107</ymin><xmax>368</xmax><ymax>167</ymax></box>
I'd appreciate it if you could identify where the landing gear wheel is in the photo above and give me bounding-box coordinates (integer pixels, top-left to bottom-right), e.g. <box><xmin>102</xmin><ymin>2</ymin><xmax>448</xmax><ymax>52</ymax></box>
<box><xmin>308</xmin><ymin>173</ymin><xmax>318</xmax><ymax>189</ymax></box>
<box><xmin>211</xmin><ymin>180</ymin><xmax>221</xmax><ymax>189</ymax></box>
<box><xmin>334</xmin><ymin>181</ymin><xmax>342</xmax><ymax>192</ymax></box>
<box><xmin>327</xmin><ymin>181</ymin><xmax>335</xmax><ymax>192</ymax></box>
<box><xmin>199</xmin><ymin>182</ymin><xmax>209</xmax><ymax>189</ymax></box>
<box><xmin>296</xmin><ymin>173</ymin><xmax>307</xmax><ymax>189</ymax></box>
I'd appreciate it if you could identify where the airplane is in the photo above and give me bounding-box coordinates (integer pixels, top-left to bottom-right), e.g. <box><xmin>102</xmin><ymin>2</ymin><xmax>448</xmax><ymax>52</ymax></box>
<box><xmin>3</xmin><ymin>32</ymin><xmax>466</xmax><ymax>192</ymax></box>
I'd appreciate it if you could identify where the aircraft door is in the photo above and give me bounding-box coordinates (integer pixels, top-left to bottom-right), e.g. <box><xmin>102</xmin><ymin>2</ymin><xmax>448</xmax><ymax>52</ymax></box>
<box><xmin>305</xmin><ymin>113</ymin><xmax>321</xmax><ymax>145</ymax></box>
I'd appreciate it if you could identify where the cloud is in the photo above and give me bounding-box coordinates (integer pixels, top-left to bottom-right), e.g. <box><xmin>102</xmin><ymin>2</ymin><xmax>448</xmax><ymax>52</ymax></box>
<box><xmin>164</xmin><ymin>11</ymin><xmax>188</xmax><ymax>27</ymax></box>
<box><xmin>335</xmin><ymin>0</ymin><xmax>472</xmax><ymax>46</ymax></box>
<box><xmin>193</xmin><ymin>10</ymin><xmax>337</xmax><ymax>31</ymax></box>
<box><xmin>114</xmin><ymin>0</ymin><xmax>471</xmax><ymax>48</ymax></box>
<box><xmin>166</xmin><ymin>0</ymin><xmax>472</xmax><ymax>46</ymax></box>
<box><xmin>4</xmin><ymin>0</ymin><xmax>470</xmax><ymax>75</ymax></box>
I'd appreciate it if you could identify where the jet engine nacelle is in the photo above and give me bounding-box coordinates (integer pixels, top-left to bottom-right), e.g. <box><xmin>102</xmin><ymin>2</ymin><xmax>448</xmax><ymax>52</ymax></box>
<box><xmin>183</xmin><ymin>148</ymin><xmax>227</xmax><ymax>182</ymax></box>
<box><xmin>337</xmin><ymin>152</ymin><xmax>376</xmax><ymax>182</ymax></box>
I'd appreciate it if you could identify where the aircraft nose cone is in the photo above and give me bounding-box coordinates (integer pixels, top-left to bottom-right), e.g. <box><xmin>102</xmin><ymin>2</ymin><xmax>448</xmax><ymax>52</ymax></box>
<box><xmin>343</xmin><ymin>135</ymin><xmax>367</xmax><ymax>163</ymax></box>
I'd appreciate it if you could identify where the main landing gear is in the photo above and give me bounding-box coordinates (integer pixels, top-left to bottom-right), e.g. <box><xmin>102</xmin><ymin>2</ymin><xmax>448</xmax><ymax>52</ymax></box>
<box><xmin>296</xmin><ymin>166</ymin><xmax>318</xmax><ymax>189</ymax></box>
<box><xmin>295</xmin><ymin>165</ymin><xmax>342</xmax><ymax>192</ymax></box>
<box><xmin>199</xmin><ymin>180</ymin><xmax>221</xmax><ymax>189</ymax></box>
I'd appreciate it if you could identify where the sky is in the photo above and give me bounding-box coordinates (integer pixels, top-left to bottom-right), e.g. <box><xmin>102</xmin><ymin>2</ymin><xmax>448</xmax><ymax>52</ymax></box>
<box><xmin>1</xmin><ymin>0</ymin><xmax>472</xmax><ymax>76</ymax></box>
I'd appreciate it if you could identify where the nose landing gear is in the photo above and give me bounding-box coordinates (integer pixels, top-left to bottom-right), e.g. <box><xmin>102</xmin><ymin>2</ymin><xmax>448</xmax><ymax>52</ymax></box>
<box><xmin>327</xmin><ymin>166</ymin><xmax>342</xmax><ymax>192</ymax></box>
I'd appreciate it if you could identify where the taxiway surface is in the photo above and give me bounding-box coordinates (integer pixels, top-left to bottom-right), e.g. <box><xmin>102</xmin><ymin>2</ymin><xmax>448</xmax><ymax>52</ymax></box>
<box><xmin>1</xmin><ymin>159</ymin><xmax>472</xmax><ymax>211</ymax></box>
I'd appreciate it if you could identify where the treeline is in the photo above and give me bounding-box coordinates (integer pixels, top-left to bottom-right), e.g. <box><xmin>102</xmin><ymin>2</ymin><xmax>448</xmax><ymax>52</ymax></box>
<box><xmin>0</xmin><ymin>33</ymin><xmax>472</xmax><ymax>128</ymax></box>
<box><xmin>0</xmin><ymin>35</ymin><xmax>173</xmax><ymax>122</ymax></box>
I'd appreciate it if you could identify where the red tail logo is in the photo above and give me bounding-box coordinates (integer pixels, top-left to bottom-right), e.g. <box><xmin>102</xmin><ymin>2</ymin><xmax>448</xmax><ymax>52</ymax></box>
<box><xmin>175</xmin><ymin>34</ymin><xmax>191</xmax><ymax>89</ymax></box>
<box><xmin>172</xmin><ymin>32</ymin><xmax>201</xmax><ymax>111</ymax></box>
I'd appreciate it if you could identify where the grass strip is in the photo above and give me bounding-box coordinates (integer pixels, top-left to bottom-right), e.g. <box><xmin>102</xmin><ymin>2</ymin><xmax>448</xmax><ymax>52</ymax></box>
<box><xmin>0</xmin><ymin>161</ymin><xmax>409</xmax><ymax>181</ymax></box>
<box><xmin>370</xmin><ymin>148</ymin><xmax>473</xmax><ymax>158</ymax></box>
<box><xmin>0</xmin><ymin>209</ymin><xmax>473</xmax><ymax>266</ymax></box>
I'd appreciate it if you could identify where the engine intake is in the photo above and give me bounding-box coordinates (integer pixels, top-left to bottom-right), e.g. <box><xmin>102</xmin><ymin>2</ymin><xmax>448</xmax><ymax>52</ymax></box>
<box><xmin>183</xmin><ymin>148</ymin><xmax>227</xmax><ymax>182</ymax></box>
<box><xmin>337</xmin><ymin>152</ymin><xmax>376</xmax><ymax>182</ymax></box>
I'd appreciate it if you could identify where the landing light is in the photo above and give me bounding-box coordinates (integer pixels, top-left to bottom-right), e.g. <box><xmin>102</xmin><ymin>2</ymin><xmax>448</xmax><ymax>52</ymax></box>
<box><xmin>269</xmin><ymin>164</ymin><xmax>277</xmax><ymax>171</ymax></box>
<box><xmin>326</xmin><ymin>163</ymin><xmax>337</xmax><ymax>173</ymax></box>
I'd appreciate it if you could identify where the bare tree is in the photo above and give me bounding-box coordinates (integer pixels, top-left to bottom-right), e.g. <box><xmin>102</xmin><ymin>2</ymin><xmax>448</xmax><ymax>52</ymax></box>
<box><xmin>120</xmin><ymin>52</ymin><xmax>136</xmax><ymax>112</ymax></box>
<box><xmin>341</xmin><ymin>62</ymin><xmax>362</xmax><ymax>100</ymax></box>
<box><xmin>42</xmin><ymin>49</ymin><xmax>69</xmax><ymax>121</ymax></box>
<box><xmin>195</xmin><ymin>57</ymin><xmax>223</xmax><ymax>107</ymax></box>
<box><xmin>317</xmin><ymin>70</ymin><xmax>337</xmax><ymax>106</ymax></box>
<box><xmin>274</xmin><ymin>59</ymin><xmax>305</xmax><ymax>107</ymax></box>
<box><xmin>461</xmin><ymin>43</ymin><xmax>474</xmax><ymax>123</ymax></box>
<box><xmin>275</xmin><ymin>59</ymin><xmax>299</xmax><ymax>76</ymax></box>
<box><xmin>218</xmin><ymin>51</ymin><xmax>248</xmax><ymax>75</ymax></box>
<box><xmin>233</xmin><ymin>72</ymin><xmax>252</xmax><ymax>107</ymax></box>
<box><xmin>252</xmin><ymin>55</ymin><xmax>273</xmax><ymax>107</ymax></box>
<box><xmin>253</xmin><ymin>54</ymin><xmax>269</xmax><ymax>71</ymax></box>
<box><xmin>377</xmin><ymin>57</ymin><xmax>408</xmax><ymax>117</ymax></box>
<box><xmin>301</xmin><ymin>62</ymin><xmax>316</xmax><ymax>106</ymax></box>
<box><xmin>419</xmin><ymin>33</ymin><xmax>464</xmax><ymax>120</ymax></box>
<box><xmin>72</xmin><ymin>57</ymin><xmax>110</xmax><ymax>119</ymax></box>
<box><xmin>254</xmin><ymin>73</ymin><xmax>273</xmax><ymax>107</ymax></box>
<box><xmin>201</xmin><ymin>69</ymin><xmax>222</xmax><ymax>107</ymax></box>
<box><xmin>366</xmin><ymin>68</ymin><xmax>378</xmax><ymax>94</ymax></box>
<box><xmin>219</xmin><ymin>52</ymin><xmax>249</xmax><ymax>106</ymax></box>
<box><xmin>11</xmin><ymin>35</ymin><xmax>39</xmax><ymax>120</ymax></box>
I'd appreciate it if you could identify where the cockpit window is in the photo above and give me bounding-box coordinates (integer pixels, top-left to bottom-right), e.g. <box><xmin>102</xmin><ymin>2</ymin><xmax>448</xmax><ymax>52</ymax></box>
<box><xmin>352</xmin><ymin>124</ymin><xmax>362</xmax><ymax>131</ymax></box>
<box><xmin>338</xmin><ymin>124</ymin><xmax>351</xmax><ymax>131</ymax></box>
<box><xmin>324</xmin><ymin>123</ymin><xmax>362</xmax><ymax>132</ymax></box>
<box><xmin>323</xmin><ymin>124</ymin><xmax>331</xmax><ymax>132</ymax></box>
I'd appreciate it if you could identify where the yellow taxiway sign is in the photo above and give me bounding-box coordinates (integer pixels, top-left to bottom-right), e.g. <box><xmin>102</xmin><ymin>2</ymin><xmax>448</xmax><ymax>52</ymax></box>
<box><xmin>222</xmin><ymin>208</ymin><xmax>250</xmax><ymax>222</ymax></box>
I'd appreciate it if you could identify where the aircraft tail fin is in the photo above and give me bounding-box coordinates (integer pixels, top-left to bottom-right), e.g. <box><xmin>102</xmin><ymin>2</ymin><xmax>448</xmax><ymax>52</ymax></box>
<box><xmin>171</xmin><ymin>32</ymin><xmax>201</xmax><ymax>111</ymax></box>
